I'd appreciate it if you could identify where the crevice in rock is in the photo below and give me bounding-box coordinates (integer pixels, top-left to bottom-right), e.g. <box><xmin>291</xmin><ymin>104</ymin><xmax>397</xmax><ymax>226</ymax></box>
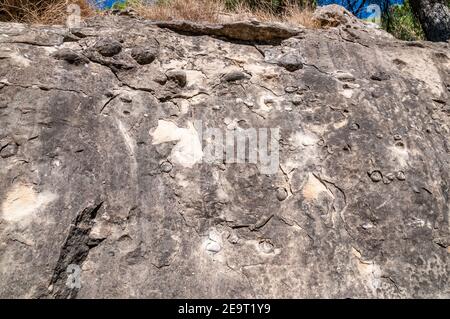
<box><xmin>1</xmin><ymin>40</ymin><xmax>61</xmax><ymax>47</ymax></box>
<box><xmin>99</xmin><ymin>94</ymin><xmax>119</xmax><ymax>114</ymax></box>
<box><xmin>0</xmin><ymin>81</ymin><xmax>87</xmax><ymax>96</ymax></box>
<box><xmin>225</xmin><ymin>262</ymin><xmax>256</xmax><ymax>298</ymax></box>
<box><xmin>303</xmin><ymin>63</ymin><xmax>331</xmax><ymax>75</ymax></box>
<box><xmin>49</xmin><ymin>202</ymin><xmax>104</xmax><ymax>299</ymax></box>
<box><xmin>381</xmin><ymin>275</ymin><xmax>400</xmax><ymax>293</ymax></box>
<box><xmin>338</xmin><ymin>29</ymin><xmax>370</xmax><ymax>48</ymax></box>
<box><xmin>227</xmin><ymin>214</ymin><xmax>273</xmax><ymax>232</ymax></box>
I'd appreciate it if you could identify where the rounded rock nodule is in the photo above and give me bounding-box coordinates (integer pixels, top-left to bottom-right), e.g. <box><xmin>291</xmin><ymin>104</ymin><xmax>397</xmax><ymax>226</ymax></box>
<box><xmin>276</xmin><ymin>187</ymin><xmax>288</xmax><ymax>201</ymax></box>
<box><xmin>277</xmin><ymin>53</ymin><xmax>303</xmax><ymax>72</ymax></box>
<box><xmin>396</xmin><ymin>171</ymin><xmax>406</xmax><ymax>181</ymax></box>
<box><xmin>222</xmin><ymin>71</ymin><xmax>249</xmax><ymax>82</ymax></box>
<box><xmin>206</xmin><ymin>241</ymin><xmax>221</xmax><ymax>253</ymax></box>
<box><xmin>131</xmin><ymin>46</ymin><xmax>157</xmax><ymax>65</ymax></box>
<box><xmin>160</xmin><ymin>161</ymin><xmax>173</xmax><ymax>173</ymax></box>
<box><xmin>369</xmin><ymin>171</ymin><xmax>382</xmax><ymax>182</ymax></box>
<box><xmin>0</xmin><ymin>142</ymin><xmax>18</xmax><ymax>158</ymax></box>
<box><xmin>94</xmin><ymin>38</ymin><xmax>122</xmax><ymax>57</ymax></box>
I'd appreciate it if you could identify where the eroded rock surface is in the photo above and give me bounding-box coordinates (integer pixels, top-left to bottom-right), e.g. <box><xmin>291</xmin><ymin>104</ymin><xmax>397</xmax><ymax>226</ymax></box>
<box><xmin>0</xmin><ymin>10</ymin><xmax>449</xmax><ymax>298</ymax></box>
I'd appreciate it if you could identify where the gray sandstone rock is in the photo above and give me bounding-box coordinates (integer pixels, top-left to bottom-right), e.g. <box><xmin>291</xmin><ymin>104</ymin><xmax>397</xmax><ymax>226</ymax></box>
<box><xmin>94</xmin><ymin>37</ymin><xmax>122</xmax><ymax>57</ymax></box>
<box><xmin>277</xmin><ymin>53</ymin><xmax>304</xmax><ymax>72</ymax></box>
<box><xmin>166</xmin><ymin>70</ymin><xmax>187</xmax><ymax>87</ymax></box>
<box><xmin>131</xmin><ymin>46</ymin><xmax>158</xmax><ymax>65</ymax></box>
<box><xmin>52</xmin><ymin>48</ymin><xmax>89</xmax><ymax>65</ymax></box>
<box><xmin>0</xmin><ymin>11</ymin><xmax>449</xmax><ymax>299</ymax></box>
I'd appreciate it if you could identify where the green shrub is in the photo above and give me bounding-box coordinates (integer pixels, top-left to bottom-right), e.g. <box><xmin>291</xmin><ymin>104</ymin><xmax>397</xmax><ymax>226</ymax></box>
<box><xmin>383</xmin><ymin>0</ymin><xmax>425</xmax><ymax>41</ymax></box>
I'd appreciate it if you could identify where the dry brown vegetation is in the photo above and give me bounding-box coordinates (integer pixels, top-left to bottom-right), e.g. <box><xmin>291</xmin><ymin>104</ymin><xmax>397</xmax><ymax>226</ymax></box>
<box><xmin>131</xmin><ymin>0</ymin><xmax>225</xmax><ymax>23</ymax></box>
<box><xmin>0</xmin><ymin>0</ymin><xmax>318</xmax><ymax>28</ymax></box>
<box><xmin>132</xmin><ymin>0</ymin><xmax>318</xmax><ymax>27</ymax></box>
<box><xmin>0</xmin><ymin>0</ymin><xmax>93</xmax><ymax>24</ymax></box>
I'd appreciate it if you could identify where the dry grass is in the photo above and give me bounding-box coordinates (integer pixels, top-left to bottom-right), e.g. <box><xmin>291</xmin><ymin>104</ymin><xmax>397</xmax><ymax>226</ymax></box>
<box><xmin>132</xmin><ymin>0</ymin><xmax>318</xmax><ymax>28</ymax></box>
<box><xmin>0</xmin><ymin>0</ymin><xmax>318</xmax><ymax>28</ymax></box>
<box><xmin>0</xmin><ymin>0</ymin><xmax>94</xmax><ymax>24</ymax></box>
<box><xmin>130</xmin><ymin>0</ymin><xmax>226</xmax><ymax>23</ymax></box>
<box><xmin>283</xmin><ymin>5</ymin><xmax>319</xmax><ymax>29</ymax></box>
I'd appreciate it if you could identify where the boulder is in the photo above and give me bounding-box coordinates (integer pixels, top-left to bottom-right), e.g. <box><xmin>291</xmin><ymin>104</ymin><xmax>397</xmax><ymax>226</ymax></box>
<box><xmin>0</xmin><ymin>13</ymin><xmax>449</xmax><ymax>298</ymax></box>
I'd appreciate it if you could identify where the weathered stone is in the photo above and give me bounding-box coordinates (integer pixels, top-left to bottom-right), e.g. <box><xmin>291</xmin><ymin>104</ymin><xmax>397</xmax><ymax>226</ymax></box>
<box><xmin>155</xmin><ymin>20</ymin><xmax>302</xmax><ymax>43</ymax></box>
<box><xmin>94</xmin><ymin>37</ymin><xmax>122</xmax><ymax>57</ymax></box>
<box><xmin>334</xmin><ymin>71</ymin><xmax>355</xmax><ymax>82</ymax></box>
<box><xmin>0</xmin><ymin>141</ymin><xmax>18</xmax><ymax>158</ymax></box>
<box><xmin>371</xmin><ymin>71</ymin><xmax>390</xmax><ymax>81</ymax></box>
<box><xmin>131</xmin><ymin>46</ymin><xmax>158</xmax><ymax>65</ymax></box>
<box><xmin>396</xmin><ymin>171</ymin><xmax>406</xmax><ymax>181</ymax></box>
<box><xmin>119</xmin><ymin>95</ymin><xmax>132</xmax><ymax>103</ymax></box>
<box><xmin>277</xmin><ymin>53</ymin><xmax>303</xmax><ymax>72</ymax></box>
<box><xmin>276</xmin><ymin>188</ymin><xmax>288</xmax><ymax>201</ymax></box>
<box><xmin>0</xmin><ymin>11</ymin><xmax>449</xmax><ymax>299</ymax></box>
<box><xmin>369</xmin><ymin>171</ymin><xmax>383</xmax><ymax>182</ymax></box>
<box><xmin>166</xmin><ymin>70</ymin><xmax>187</xmax><ymax>87</ymax></box>
<box><xmin>313</xmin><ymin>4</ymin><xmax>366</xmax><ymax>28</ymax></box>
<box><xmin>52</xmin><ymin>49</ymin><xmax>89</xmax><ymax>65</ymax></box>
<box><xmin>222</xmin><ymin>71</ymin><xmax>250</xmax><ymax>82</ymax></box>
<box><xmin>284</xmin><ymin>86</ymin><xmax>298</xmax><ymax>93</ymax></box>
<box><xmin>160</xmin><ymin>161</ymin><xmax>173</xmax><ymax>173</ymax></box>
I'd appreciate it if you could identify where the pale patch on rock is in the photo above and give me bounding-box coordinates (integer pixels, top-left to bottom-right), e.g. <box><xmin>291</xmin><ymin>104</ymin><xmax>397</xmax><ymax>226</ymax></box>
<box><xmin>194</xmin><ymin>58</ymin><xmax>228</xmax><ymax>79</ymax></box>
<box><xmin>390</xmin><ymin>50</ymin><xmax>445</xmax><ymax>98</ymax></box>
<box><xmin>162</xmin><ymin>59</ymin><xmax>187</xmax><ymax>71</ymax></box>
<box><xmin>204</xmin><ymin>229</ymin><xmax>223</xmax><ymax>254</ymax></box>
<box><xmin>290</xmin><ymin>131</ymin><xmax>319</xmax><ymax>148</ymax></box>
<box><xmin>116</xmin><ymin>119</ymin><xmax>135</xmax><ymax>156</ymax></box>
<box><xmin>388</xmin><ymin>144</ymin><xmax>409</xmax><ymax>168</ymax></box>
<box><xmin>1</xmin><ymin>184</ymin><xmax>57</xmax><ymax>223</ymax></box>
<box><xmin>224</xmin><ymin>45</ymin><xmax>262</xmax><ymax>63</ymax></box>
<box><xmin>351</xmin><ymin>247</ymin><xmax>382</xmax><ymax>291</ymax></box>
<box><xmin>179</xmin><ymin>100</ymin><xmax>190</xmax><ymax>114</ymax></box>
<box><xmin>43</xmin><ymin>47</ymin><xmax>58</xmax><ymax>54</ymax></box>
<box><xmin>150</xmin><ymin>120</ymin><xmax>184</xmax><ymax>145</ymax></box>
<box><xmin>185</xmin><ymin>70</ymin><xmax>207</xmax><ymax>88</ymax></box>
<box><xmin>12</xmin><ymin>53</ymin><xmax>31</xmax><ymax>67</ymax></box>
<box><xmin>253</xmin><ymin>94</ymin><xmax>279</xmax><ymax>118</ymax></box>
<box><xmin>89</xmin><ymin>221</ymin><xmax>111</xmax><ymax>240</ymax></box>
<box><xmin>333</xmin><ymin>118</ymin><xmax>348</xmax><ymax>129</ymax></box>
<box><xmin>170</xmin><ymin>122</ymin><xmax>203</xmax><ymax>168</ymax></box>
<box><xmin>150</xmin><ymin>120</ymin><xmax>203</xmax><ymax>168</ymax></box>
<box><xmin>251</xmin><ymin>239</ymin><xmax>281</xmax><ymax>256</ymax></box>
<box><xmin>302</xmin><ymin>173</ymin><xmax>334</xmax><ymax>201</ymax></box>
<box><xmin>244</xmin><ymin>63</ymin><xmax>279</xmax><ymax>79</ymax></box>
<box><xmin>340</xmin><ymin>88</ymin><xmax>353</xmax><ymax>99</ymax></box>
<box><xmin>0</xmin><ymin>51</ymin><xmax>31</xmax><ymax>67</ymax></box>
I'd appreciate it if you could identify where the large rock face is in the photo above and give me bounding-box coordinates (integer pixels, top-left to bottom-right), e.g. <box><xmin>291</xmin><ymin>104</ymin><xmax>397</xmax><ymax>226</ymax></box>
<box><xmin>0</xmin><ymin>11</ymin><xmax>449</xmax><ymax>298</ymax></box>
